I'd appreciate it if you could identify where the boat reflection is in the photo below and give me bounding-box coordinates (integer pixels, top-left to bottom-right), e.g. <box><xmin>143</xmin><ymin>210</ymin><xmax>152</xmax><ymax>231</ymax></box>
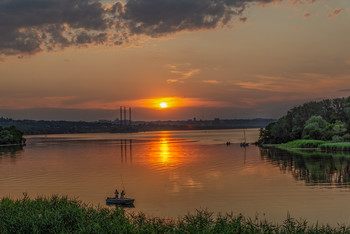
<box><xmin>261</xmin><ymin>147</ymin><xmax>350</xmax><ymax>187</ymax></box>
<box><xmin>106</xmin><ymin>203</ymin><xmax>135</xmax><ymax>208</ymax></box>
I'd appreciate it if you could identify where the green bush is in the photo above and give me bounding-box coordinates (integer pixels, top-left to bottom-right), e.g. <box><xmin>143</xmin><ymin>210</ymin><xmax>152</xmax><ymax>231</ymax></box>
<box><xmin>332</xmin><ymin>135</ymin><xmax>344</xmax><ymax>143</ymax></box>
<box><xmin>281</xmin><ymin>139</ymin><xmax>326</xmax><ymax>149</ymax></box>
<box><xmin>320</xmin><ymin>142</ymin><xmax>350</xmax><ymax>152</ymax></box>
<box><xmin>0</xmin><ymin>126</ymin><xmax>25</xmax><ymax>145</ymax></box>
<box><xmin>302</xmin><ymin>116</ymin><xmax>328</xmax><ymax>140</ymax></box>
<box><xmin>343</xmin><ymin>133</ymin><xmax>350</xmax><ymax>142</ymax></box>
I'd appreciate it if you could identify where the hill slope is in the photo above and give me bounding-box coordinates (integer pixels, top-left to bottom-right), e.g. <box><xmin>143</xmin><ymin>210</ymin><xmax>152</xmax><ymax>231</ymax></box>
<box><xmin>258</xmin><ymin>97</ymin><xmax>350</xmax><ymax>144</ymax></box>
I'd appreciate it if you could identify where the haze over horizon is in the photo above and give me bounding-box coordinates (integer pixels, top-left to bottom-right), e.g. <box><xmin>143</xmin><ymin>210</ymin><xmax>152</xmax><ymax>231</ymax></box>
<box><xmin>1</xmin><ymin>0</ymin><xmax>349</xmax><ymax>121</ymax></box>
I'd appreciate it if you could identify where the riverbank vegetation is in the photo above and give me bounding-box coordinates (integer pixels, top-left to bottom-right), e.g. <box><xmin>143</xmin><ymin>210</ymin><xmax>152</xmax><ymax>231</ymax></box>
<box><xmin>0</xmin><ymin>125</ymin><xmax>25</xmax><ymax>146</ymax></box>
<box><xmin>270</xmin><ymin>139</ymin><xmax>350</xmax><ymax>153</ymax></box>
<box><xmin>280</xmin><ymin>139</ymin><xmax>326</xmax><ymax>149</ymax></box>
<box><xmin>261</xmin><ymin>139</ymin><xmax>350</xmax><ymax>160</ymax></box>
<box><xmin>1</xmin><ymin>195</ymin><xmax>349</xmax><ymax>233</ymax></box>
<box><xmin>319</xmin><ymin>142</ymin><xmax>350</xmax><ymax>152</ymax></box>
<box><xmin>258</xmin><ymin>97</ymin><xmax>350</xmax><ymax>147</ymax></box>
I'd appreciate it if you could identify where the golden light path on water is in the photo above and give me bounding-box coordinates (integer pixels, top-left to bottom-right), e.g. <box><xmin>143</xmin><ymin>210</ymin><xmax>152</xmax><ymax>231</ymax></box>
<box><xmin>1</xmin><ymin>129</ymin><xmax>350</xmax><ymax>226</ymax></box>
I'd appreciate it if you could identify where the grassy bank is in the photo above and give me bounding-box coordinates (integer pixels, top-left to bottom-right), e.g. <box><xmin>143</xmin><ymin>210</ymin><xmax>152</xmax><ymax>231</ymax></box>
<box><xmin>320</xmin><ymin>142</ymin><xmax>350</xmax><ymax>152</ymax></box>
<box><xmin>1</xmin><ymin>195</ymin><xmax>349</xmax><ymax>233</ymax></box>
<box><xmin>280</xmin><ymin>139</ymin><xmax>326</xmax><ymax>149</ymax></box>
<box><xmin>273</xmin><ymin>140</ymin><xmax>350</xmax><ymax>154</ymax></box>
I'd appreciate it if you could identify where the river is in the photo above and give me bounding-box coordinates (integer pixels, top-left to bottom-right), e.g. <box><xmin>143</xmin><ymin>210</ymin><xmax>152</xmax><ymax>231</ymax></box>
<box><xmin>1</xmin><ymin>129</ymin><xmax>350</xmax><ymax>225</ymax></box>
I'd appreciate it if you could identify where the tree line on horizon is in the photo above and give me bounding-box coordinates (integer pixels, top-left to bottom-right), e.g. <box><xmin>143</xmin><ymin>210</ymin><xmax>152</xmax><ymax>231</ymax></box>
<box><xmin>0</xmin><ymin>117</ymin><xmax>275</xmax><ymax>135</ymax></box>
<box><xmin>259</xmin><ymin>96</ymin><xmax>350</xmax><ymax>144</ymax></box>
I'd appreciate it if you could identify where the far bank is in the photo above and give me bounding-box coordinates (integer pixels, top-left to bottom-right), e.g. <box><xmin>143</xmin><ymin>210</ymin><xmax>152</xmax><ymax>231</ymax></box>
<box><xmin>0</xmin><ymin>117</ymin><xmax>274</xmax><ymax>135</ymax></box>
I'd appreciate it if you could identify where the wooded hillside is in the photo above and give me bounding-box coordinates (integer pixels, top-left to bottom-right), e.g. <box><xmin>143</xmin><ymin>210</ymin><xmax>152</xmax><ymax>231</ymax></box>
<box><xmin>259</xmin><ymin>97</ymin><xmax>350</xmax><ymax>144</ymax></box>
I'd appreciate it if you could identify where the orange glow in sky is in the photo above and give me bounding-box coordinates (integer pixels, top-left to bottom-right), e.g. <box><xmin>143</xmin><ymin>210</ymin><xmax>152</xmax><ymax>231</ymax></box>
<box><xmin>133</xmin><ymin>97</ymin><xmax>230</xmax><ymax>111</ymax></box>
<box><xmin>0</xmin><ymin>0</ymin><xmax>348</xmax><ymax>121</ymax></box>
<box><xmin>142</xmin><ymin>97</ymin><xmax>184</xmax><ymax>109</ymax></box>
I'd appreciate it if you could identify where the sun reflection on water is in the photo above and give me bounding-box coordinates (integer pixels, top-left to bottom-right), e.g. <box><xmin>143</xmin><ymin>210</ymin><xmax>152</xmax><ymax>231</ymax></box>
<box><xmin>147</xmin><ymin>132</ymin><xmax>188</xmax><ymax>173</ymax></box>
<box><xmin>159</xmin><ymin>138</ymin><xmax>170</xmax><ymax>164</ymax></box>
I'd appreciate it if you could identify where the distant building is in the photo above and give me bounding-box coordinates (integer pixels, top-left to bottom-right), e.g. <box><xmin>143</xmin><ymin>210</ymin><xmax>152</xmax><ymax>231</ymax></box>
<box><xmin>214</xmin><ymin>118</ymin><xmax>220</xmax><ymax>123</ymax></box>
<box><xmin>113</xmin><ymin>118</ymin><xmax>119</xmax><ymax>124</ymax></box>
<box><xmin>97</xmin><ymin>120</ymin><xmax>112</xmax><ymax>123</ymax></box>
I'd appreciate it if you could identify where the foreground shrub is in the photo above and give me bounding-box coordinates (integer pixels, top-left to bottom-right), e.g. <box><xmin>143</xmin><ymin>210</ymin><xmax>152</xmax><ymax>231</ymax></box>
<box><xmin>1</xmin><ymin>195</ymin><xmax>350</xmax><ymax>233</ymax></box>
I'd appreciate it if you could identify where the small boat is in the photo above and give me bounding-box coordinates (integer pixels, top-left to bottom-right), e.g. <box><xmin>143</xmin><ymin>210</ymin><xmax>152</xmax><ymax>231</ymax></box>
<box><xmin>240</xmin><ymin>129</ymin><xmax>249</xmax><ymax>147</ymax></box>
<box><xmin>106</xmin><ymin>197</ymin><xmax>135</xmax><ymax>205</ymax></box>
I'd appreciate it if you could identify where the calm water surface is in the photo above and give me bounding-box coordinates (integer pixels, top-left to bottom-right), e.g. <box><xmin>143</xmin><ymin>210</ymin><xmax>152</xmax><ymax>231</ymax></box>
<box><xmin>1</xmin><ymin>129</ymin><xmax>350</xmax><ymax>225</ymax></box>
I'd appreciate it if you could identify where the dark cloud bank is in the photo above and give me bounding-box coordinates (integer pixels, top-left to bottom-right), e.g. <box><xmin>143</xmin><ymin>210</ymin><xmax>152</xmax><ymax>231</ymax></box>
<box><xmin>0</xmin><ymin>0</ymin><xmax>315</xmax><ymax>56</ymax></box>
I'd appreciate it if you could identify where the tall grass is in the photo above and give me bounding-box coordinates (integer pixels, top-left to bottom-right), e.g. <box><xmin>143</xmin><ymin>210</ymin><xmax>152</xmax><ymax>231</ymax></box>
<box><xmin>1</xmin><ymin>195</ymin><xmax>350</xmax><ymax>233</ymax></box>
<box><xmin>280</xmin><ymin>139</ymin><xmax>326</xmax><ymax>149</ymax></box>
<box><xmin>320</xmin><ymin>142</ymin><xmax>350</xmax><ymax>152</ymax></box>
<box><xmin>274</xmin><ymin>140</ymin><xmax>350</xmax><ymax>154</ymax></box>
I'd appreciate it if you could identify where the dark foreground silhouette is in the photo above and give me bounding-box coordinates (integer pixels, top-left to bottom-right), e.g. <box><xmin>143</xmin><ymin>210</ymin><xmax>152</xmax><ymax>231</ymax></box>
<box><xmin>0</xmin><ymin>195</ymin><xmax>349</xmax><ymax>233</ymax></box>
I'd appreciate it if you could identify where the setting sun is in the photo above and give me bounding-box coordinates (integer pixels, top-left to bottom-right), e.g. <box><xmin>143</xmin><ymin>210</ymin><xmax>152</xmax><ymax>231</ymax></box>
<box><xmin>160</xmin><ymin>102</ymin><xmax>168</xmax><ymax>108</ymax></box>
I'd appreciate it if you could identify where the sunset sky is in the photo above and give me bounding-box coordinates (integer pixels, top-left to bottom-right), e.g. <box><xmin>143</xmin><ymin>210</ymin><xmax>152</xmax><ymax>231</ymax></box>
<box><xmin>0</xmin><ymin>0</ymin><xmax>349</xmax><ymax>121</ymax></box>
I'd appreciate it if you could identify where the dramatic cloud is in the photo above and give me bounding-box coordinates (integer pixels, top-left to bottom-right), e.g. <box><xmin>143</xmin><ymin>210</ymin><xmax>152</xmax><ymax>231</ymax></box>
<box><xmin>0</xmin><ymin>0</ymin><xmax>113</xmax><ymax>55</ymax></box>
<box><xmin>0</xmin><ymin>0</ymin><xmax>321</xmax><ymax>56</ymax></box>
<box><xmin>121</xmin><ymin>0</ymin><xmax>270</xmax><ymax>37</ymax></box>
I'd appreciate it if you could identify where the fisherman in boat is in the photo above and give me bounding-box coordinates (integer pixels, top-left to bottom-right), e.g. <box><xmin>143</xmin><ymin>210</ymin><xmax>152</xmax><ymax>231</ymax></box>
<box><xmin>114</xmin><ymin>189</ymin><xmax>119</xmax><ymax>198</ymax></box>
<box><xmin>121</xmin><ymin>190</ymin><xmax>125</xmax><ymax>199</ymax></box>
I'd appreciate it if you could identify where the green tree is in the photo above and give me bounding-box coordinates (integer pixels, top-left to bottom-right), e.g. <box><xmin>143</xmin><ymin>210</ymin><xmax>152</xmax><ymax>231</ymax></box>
<box><xmin>0</xmin><ymin>130</ymin><xmax>11</xmax><ymax>144</ymax></box>
<box><xmin>302</xmin><ymin>115</ymin><xmax>328</xmax><ymax>140</ymax></box>
<box><xmin>258</xmin><ymin>96</ymin><xmax>350</xmax><ymax>144</ymax></box>
<box><xmin>0</xmin><ymin>125</ymin><xmax>25</xmax><ymax>145</ymax></box>
<box><xmin>332</xmin><ymin>120</ymin><xmax>347</xmax><ymax>136</ymax></box>
<box><xmin>258</xmin><ymin>122</ymin><xmax>275</xmax><ymax>144</ymax></box>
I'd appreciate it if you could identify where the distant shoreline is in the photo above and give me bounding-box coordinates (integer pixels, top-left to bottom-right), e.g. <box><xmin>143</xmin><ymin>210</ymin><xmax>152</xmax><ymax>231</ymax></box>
<box><xmin>22</xmin><ymin>127</ymin><xmax>261</xmax><ymax>136</ymax></box>
<box><xmin>1</xmin><ymin>117</ymin><xmax>275</xmax><ymax>136</ymax></box>
<box><xmin>0</xmin><ymin>143</ymin><xmax>25</xmax><ymax>147</ymax></box>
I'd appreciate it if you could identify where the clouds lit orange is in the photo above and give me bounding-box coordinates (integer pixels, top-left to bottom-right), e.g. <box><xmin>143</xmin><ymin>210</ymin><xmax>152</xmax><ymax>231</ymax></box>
<box><xmin>0</xmin><ymin>0</ymin><xmax>348</xmax><ymax>121</ymax></box>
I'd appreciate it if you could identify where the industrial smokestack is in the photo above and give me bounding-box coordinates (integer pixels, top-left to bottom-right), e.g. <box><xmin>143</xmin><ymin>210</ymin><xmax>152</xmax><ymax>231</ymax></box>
<box><xmin>120</xmin><ymin>106</ymin><xmax>123</xmax><ymax>126</ymax></box>
<box><xmin>124</xmin><ymin>106</ymin><xmax>126</xmax><ymax>126</ymax></box>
